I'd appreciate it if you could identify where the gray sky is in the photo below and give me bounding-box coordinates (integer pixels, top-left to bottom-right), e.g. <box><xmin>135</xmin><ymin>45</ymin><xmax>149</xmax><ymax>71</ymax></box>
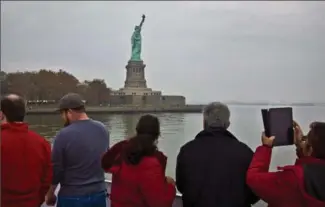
<box><xmin>1</xmin><ymin>1</ymin><xmax>325</xmax><ymax>103</ymax></box>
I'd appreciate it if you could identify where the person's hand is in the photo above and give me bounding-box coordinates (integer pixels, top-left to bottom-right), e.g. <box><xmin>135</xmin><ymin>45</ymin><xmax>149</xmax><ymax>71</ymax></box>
<box><xmin>166</xmin><ymin>176</ymin><xmax>175</xmax><ymax>185</ymax></box>
<box><xmin>293</xmin><ymin>120</ymin><xmax>304</xmax><ymax>146</ymax></box>
<box><xmin>45</xmin><ymin>192</ymin><xmax>57</xmax><ymax>206</ymax></box>
<box><xmin>301</xmin><ymin>140</ymin><xmax>313</xmax><ymax>157</ymax></box>
<box><xmin>296</xmin><ymin>138</ymin><xmax>312</xmax><ymax>158</ymax></box>
<box><xmin>293</xmin><ymin>120</ymin><xmax>313</xmax><ymax>158</ymax></box>
<box><xmin>261</xmin><ymin>132</ymin><xmax>275</xmax><ymax>147</ymax></box>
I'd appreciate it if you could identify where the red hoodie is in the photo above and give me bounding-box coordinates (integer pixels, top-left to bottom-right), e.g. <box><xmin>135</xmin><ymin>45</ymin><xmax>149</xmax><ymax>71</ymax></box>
<box><xmin>247</xmin><ymin>145</ymin><xmax>325</xmax><ymax>207</ymax></box>
<box><xmin>101</xmin><ymin>140</ymin><xmax>176</xmax><ymax>207</ymax></box>
<box><xmin>1</xmin><ymin>123</ymin><xmax>52</xmax><ymax>207</ymax></box>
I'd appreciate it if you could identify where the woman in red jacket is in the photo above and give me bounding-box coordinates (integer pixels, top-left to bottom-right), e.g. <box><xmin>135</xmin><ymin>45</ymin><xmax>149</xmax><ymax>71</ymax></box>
<box><xmin>102</xmin><ymin>114</ymin><xmax>176</xmax><ymax>207</ymax></box>
<box><xmin>247</xmin><ymin>121</ymin><xmax>325</xmax><ymax>207</ymax></box>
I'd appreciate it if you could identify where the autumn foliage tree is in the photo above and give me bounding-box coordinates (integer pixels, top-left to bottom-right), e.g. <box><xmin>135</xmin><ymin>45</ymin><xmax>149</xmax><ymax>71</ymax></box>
<box><xmin>82</xmin><ymin>79</ymin><xmax>110</xmax><ymax>105</ymax></box>
<box><xmin>0</xmin><ymin>69</ymin><xmax>111</xmax><ymax>105</ymax></box>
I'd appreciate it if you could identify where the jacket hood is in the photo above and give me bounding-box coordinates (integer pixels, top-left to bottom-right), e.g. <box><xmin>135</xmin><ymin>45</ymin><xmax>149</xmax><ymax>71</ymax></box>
<box><xmin>303</xmin><ymin>163</ymin><xmax>325</xmax><ymax>202</ymax></box>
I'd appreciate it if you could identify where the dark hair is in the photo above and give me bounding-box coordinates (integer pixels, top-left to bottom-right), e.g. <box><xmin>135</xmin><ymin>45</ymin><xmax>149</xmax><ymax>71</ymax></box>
<box><xmin>124</xmin><ymin>114</ymin><xmax>160</xmax><ymax>165</ymax></box>
<box><xmin>308</xmin><ymin>122</ymin><xmax>325</xmax><ymax>159</ymax></box>
<box><xmin>0</xmin><ymin>95</ymin><xmax>26</xmax><ymax>122</ymax></box>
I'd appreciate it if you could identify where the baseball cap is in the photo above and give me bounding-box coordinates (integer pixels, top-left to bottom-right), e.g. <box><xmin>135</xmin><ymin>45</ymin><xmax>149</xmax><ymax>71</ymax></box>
<box><xmin>57</xmin><ymin>93</ymin><xmax>85</xmax><ymax>111</ymax></box>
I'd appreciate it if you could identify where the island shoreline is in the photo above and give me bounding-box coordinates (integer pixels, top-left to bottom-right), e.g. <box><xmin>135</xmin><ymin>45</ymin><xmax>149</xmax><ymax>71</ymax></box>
<box><xmin>26</xmin><ymin>105</ymin><xmax>205</xmax><ymax>115</ymax></box>
<box><xmin>26</xmin><ymin>103</ymin><xmax>321</xmax><ymax>115</ymax></box>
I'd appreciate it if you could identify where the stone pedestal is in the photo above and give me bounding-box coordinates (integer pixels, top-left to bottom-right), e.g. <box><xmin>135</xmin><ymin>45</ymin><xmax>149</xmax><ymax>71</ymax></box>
<box><xmin>124</xmin><ymin>60</ymin><xmax>147</xmax><ymax>88</ymax></box>
<box><xmin>110</xmin><ymin>58</ymin><xmax>186</xmax><ymax>107</ymax></box>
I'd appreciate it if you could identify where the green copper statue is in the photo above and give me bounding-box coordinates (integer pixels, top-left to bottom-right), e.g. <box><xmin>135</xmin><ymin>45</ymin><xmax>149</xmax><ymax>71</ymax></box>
<box><xmin>130</xmin><ymin>14</ymin><xmax>145</xmax><ymax>61</ymax></box>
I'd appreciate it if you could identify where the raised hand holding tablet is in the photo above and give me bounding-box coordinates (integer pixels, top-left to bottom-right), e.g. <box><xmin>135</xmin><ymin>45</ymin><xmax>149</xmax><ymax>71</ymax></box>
<box><xmin>261</xmin><ymin>107</ymin><xmax>294</xmax><ymax>147</ymax></box>
<box><xmin>261</xmin><ymin>132</ymin><xmax>275</xmax><ymax>147</ymax></box>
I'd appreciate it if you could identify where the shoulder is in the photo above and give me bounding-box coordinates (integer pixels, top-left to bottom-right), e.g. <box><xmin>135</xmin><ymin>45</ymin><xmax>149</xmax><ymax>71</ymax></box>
<box><xmin>175</xmin><ymin>141</ymin><xmax>199</xmax><ymax>167</ymax></box>
<box><xmin>114</xmin><ymin>140</ymin><xmax>129</xmax><ymax>148</ymax></box>
<box><xmin>27</xmin><ymin>130</ymin><xmax>51</xmax><ymax>151</ymax></box>
<box><xmin>28</xmin><ymin>130</ymin><xmax>49</xmax><ymax>144</ymax></box>
<box><xmin>56</xmin><ymin>126</ymin><xmax>75</xmax><ymax>138</ymax></box>
<box><xmin>180</xmin><ymin>139</ymin><xmax>198</xmax><ymax>152</ymax></box>
<box><xmin>177</xmin><ymin>138</ymin><xmax>207</xmax><ymax>160</ymax></box>
<box><xmin>53</xmin><ymin>127</ymin><xmax>74</xmax><ymax>146</ymax></box>
<box><xmin>108</xmin><ymin>140</ymin><xmax>128</xmax><ymax>154</ymax></box>
<box><xmin>90</xmin><ymin>119</ymin><xmax>106</xmax><ymax>127</ymax></box>
<box><xmin>155</xmin><ymin>150</ymin><xmax>167</xmax><ymax>160</ymax></box>
<box><xmin>224</xmin><ymin>131</ymin><xmax>254</xmax><ymax>155</ymax></box>
<box><xmin>89</xmin><ymin>120</ymin><xmax>109</xmax><ymax>133</ymax></box>
<box><xmin>229</xmin><ymin>140</ymin><xmax>255</xmax><ymax>164</ymax></box>
<box><xmin>237</xmin><ymin>140</ymin><xmax>254</xmax><ymax>154</ymax></box>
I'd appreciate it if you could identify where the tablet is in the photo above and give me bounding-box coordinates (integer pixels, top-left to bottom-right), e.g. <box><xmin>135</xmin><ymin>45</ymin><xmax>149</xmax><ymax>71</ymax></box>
<box><xmin>261</xmin><ymin>107</ymin><xmax>294</xmax><ymax>147</ymax></box>
<box><xmin>261</xmin><ymin>109</ymin><xmax>270</xmax><ymax>137</ymax></box>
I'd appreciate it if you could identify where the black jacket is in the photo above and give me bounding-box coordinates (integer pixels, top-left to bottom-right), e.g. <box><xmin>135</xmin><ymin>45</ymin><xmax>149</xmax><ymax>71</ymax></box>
<box><xmin>176</xmin><ymin>127</ymin><xmax>259</xmax><ymax>207</ymax></box>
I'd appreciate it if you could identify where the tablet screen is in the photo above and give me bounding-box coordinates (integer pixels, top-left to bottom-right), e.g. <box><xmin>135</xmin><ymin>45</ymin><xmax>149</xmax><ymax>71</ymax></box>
<box><xmin>268</xmin><ymin>107</ymin><xmax>294</xmax><ymax>146</ymax></box>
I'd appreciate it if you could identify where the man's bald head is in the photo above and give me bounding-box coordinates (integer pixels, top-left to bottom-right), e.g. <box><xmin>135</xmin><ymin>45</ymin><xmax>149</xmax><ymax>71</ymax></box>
<box><xmin>6</xmin><ymin>94</ymin><xmax>20</xmax><ymax>100</ymax></box>
<box><xmin>0</xmin><ymin>94</ymin><xmax>26</xmax><ymax>122</ymax></box>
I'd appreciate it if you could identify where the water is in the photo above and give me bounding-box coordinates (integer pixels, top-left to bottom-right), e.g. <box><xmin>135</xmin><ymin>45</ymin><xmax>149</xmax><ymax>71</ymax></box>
<box><xmin>27</xmin><ymin>105</ymin><xmax>324</xmax><ymax>207</ymax></box>
<box><xmin>26</xmin><ymin>105</ymin><xmax>325</xmax><ymax>176</ymax></box>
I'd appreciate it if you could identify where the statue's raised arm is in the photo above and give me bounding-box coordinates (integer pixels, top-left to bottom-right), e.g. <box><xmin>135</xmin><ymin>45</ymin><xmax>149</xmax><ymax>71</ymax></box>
<box><xmin>139</xmin><ymin>14</ymin><xmax>145</xmax><ymax>29</ymax></box>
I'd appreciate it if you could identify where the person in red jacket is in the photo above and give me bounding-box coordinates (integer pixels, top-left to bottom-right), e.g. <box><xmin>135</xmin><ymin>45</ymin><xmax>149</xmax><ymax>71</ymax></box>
<box><xmin>247</xmin><ymin>121</ymin><xmax>325</xmax><ymax>207</ymax></box>
<box><xmin>1</xmin><ymin>94</ymin><xmax>52</xmax><ymax>207</ymax></box>
<box><xmin>101</xmin><ymin>114</ymin><xmax>176</xmax><ymax>207</ymax></box>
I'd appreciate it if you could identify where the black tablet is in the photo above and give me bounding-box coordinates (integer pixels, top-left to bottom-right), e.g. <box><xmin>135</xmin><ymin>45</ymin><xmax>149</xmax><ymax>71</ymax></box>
<box><xmin>261</xmin><ymin>107</ymin><xmax>294</xmax><ymax>147</ymax></box>
<box><xmin>261</xmin><ymin>109</ymin><xmax>270</xmax><ymax>137</ymax></box>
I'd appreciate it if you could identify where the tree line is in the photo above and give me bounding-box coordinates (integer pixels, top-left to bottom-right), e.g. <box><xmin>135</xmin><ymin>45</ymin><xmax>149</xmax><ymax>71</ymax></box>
<box><xmin>0</xmin><ymin>69</ymin><xmax>111</xmax><ymax>105</ymax></box>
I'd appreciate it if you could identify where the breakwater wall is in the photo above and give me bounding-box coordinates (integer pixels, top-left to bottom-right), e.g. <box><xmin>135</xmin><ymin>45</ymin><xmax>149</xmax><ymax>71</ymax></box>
<box><xmin>26</xmin><ymin>105</ymin><xmax>205</xmax><ymax>115</ymax></box>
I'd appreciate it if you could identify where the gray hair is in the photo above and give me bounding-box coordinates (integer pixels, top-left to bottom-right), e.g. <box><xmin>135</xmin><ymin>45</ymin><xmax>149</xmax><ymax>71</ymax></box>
<box><xmin>203</xmin><ymin>102</ymin><xmax>230</xmax><ymax>128</ymax></box>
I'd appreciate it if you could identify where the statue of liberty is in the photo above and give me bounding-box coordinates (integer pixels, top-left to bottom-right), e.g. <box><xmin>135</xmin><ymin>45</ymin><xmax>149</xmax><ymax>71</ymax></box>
<box><xmin>130</xmin><ymin>14</ymin><xmax>145</xmax><ymax>61</ymax></box>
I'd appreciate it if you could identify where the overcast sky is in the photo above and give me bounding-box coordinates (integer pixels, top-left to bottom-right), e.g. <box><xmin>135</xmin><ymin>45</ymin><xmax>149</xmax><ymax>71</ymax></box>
<box><xmin>1</xmin><ymin>1</ymin><xmax>325</xmax><ymax>103</ymax></box>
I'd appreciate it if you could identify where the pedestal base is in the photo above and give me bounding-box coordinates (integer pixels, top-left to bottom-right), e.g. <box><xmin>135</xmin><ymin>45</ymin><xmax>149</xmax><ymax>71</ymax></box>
<box><xmin>124</xmin><ymin>60</ymin><xmax>147</xmax><ymax>88</ymax></box>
